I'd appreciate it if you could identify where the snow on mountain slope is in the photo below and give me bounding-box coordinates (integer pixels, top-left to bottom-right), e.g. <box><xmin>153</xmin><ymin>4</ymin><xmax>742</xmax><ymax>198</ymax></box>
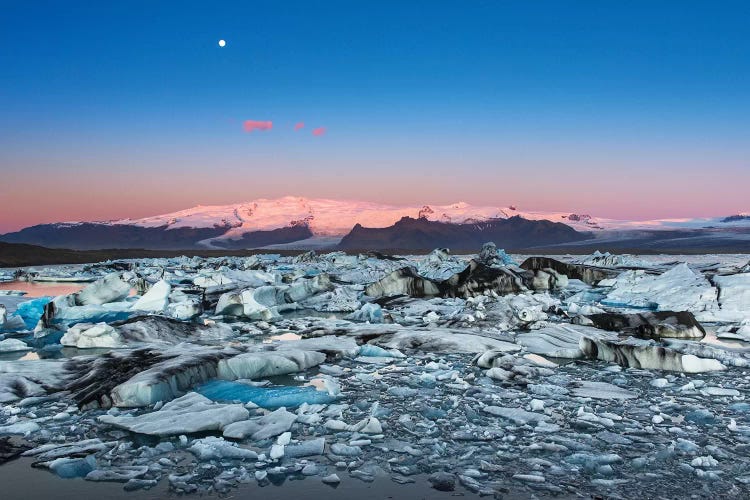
<box><xmin>58</xmin><ymin>196</ymin><xmax>749</xmax><ymax>247</ymax></box>
<box><xmin>112</xmin><ymin>197</ymin><xmax>514</xmax><ymax>243</ymax></box>
<box><xmin>513</xmin><ymin>209</ymin><xmax>750</xmax><ymax>232</ymax></box>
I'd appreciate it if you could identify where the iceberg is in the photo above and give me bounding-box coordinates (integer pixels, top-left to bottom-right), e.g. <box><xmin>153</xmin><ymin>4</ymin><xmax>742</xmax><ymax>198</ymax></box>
<box><xmin>60</xmin><ymin>323</ymin><xmax>123</xmax><ymax>349</ymax></box>
<box><xmin>217</xmin><ymin>349</ymin><xmax>326</xmax><ymax>380</ymax></box>
<box><xmin>284</xmin><ymin>437</ymin><xmax>326</xmax><ymax>458</ymax></box>
<box><xmin>47</xmin><ymin>295</ymin><xmax>134</xmax><ymax>328</ymax></box>
<box><xmin>98</xmin><ymin>392</ymin><xmax>249</xmax><ymax>436</ymax></box>
<box><xmin>0</xmin><ymin>338</ymin><xmax>31</xmax><ymax>352</ymax></box>
<box><xmin>713</xmin><ymin>272</ymin><xmax>750</xmax><ymax>322</ymax></box>
<box><xmin>515</xmin><ymin>324</ymin><xmax>617</xmax><ymax>358</ymax></box>
<box><xmin>580</xmin><ymin>336</ymin><xmax>725</xmax><ymax>372</ymax></box>
<box><xmin>345</xmin><ymin>303</ymin><xmax>384</xmax><ymax>323</ymax></box>
<box><xmin>48</xmin><ymin>455</ymin><xmax>97</xmax><ymax>478</ymax></box>
<box><xmin>15</xmin><ymin>296</ymin><xmax>52</xmax><ymax>329</ymax></box>
<box><xmin>131</xmin><ymin>280</ymin><xmax>171</xmax><ymax>312</ymax></box>
<box><xmin>478</xmin><ymin>242</ymin><xmax>518</xmax><ymax>267</ymax></box>
<box><xmin>222</xmin><ymin>407</ymin><xmax>297</xmax><ymax>440</ymax></box>
<box><xmin>373</xmin><ymin>328</ymin><xmax>521</xmax><ymax>354</ymax></box>
<box><xmin>188</xmin><ymin>436</ymin><xmax>258</xmax><ymax>460</ymax></box>
<box><xmin>101</xmin><ymin>347</ymin><xmax>325</xmax><ymax>407</ymax></box>
<box><xmin>602</xmin><ymin>264</ymin><xmax>718</xmax><ymax>314</ymax></box>
<box><xmin>75</xmin><ymin>273</ymin><xmax>131</xmax><ymax>306</ymax></box>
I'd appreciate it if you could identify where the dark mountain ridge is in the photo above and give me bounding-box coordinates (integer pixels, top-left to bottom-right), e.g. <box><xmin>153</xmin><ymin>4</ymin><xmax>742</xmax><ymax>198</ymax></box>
<box><xmin>338</xmin><ymin>216</ymin><xmax>592</xmax><ymax>251</ymax></box>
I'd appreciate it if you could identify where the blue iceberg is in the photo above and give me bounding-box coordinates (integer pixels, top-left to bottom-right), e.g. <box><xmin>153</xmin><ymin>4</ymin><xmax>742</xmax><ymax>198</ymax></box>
<box><xmin>49</xmin><ymin>456</ymin><xmax>97</xmax><ymax>478</ymax></box>
<box><xmin>359</xmin><ymin>344</ymin><xmax>400</xmax><ymax>358</ymax></box>
<box><xmin>15</xmin><ymin>296</ymin><xmax>52</xmax><ymax>329</ymax></box>
<box><xmin>496</xmin><ymin>248</ymin><xmax>518</xmax><ymax>266</ymax></box>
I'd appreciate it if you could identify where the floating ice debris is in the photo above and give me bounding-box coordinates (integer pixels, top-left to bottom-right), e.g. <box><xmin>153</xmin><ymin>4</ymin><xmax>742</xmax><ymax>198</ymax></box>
<box><xmin>48</xmin><ymin>455</ymin><xmax>97</xmax><ymax>478</ymax></box>
<box><xmin>582</xmin><ymin>311</ymin><xmax>706</xmax><ymax>340</ymax></box>
<box><xmin>325</xmin><ymin>416</ymin><xmax>382</xmax><ymax>434</ymax></box>
<box><xmin>365</xmin><ymin>267</ymin><xmax>441</xmax><ymax>298</ymax></box>
<box><xmin>478</xmin><ymin>242</ymin><xmax>518</xmax><ymax>267</ymax></box>
<box><xmin>321</xmin><ymin>473</ymin><xmax>340</xmax><ymax>484</ymax></box>
<box><xmin>515</xmin><ymin>324</ymin><xmax>617</xmax><ymax>358</ymax></box>
<box><xmin>0</xmin><ymin>421</ymin><xmax>40</xmax><ymax>435</ymax></box>
<box><xmin>428</xmin><ymin>471</ymin><xmax>456</xmax><ymax>491</ymax></box>
<box><xmin>0</xmin><ymin>251</ymin><xmax>749</xmax><ymax>498</ymax></box>
<box><xmin>131</xmin><ymin>280</ymin><xmax>171</xmax><ymax>312</ymax></box>
<box><xmin>188</xmin><ymin>436</ymin><xmax>258</xmax><ymax>460</ymax></box>
<box><xmin>98</xmin><ymin>392</ymin><xmax>249</xmax><ymax>436</ymax></box>
<box><xmin>330</xmin><ymin>443</ymin><xmax>361</xmax><ymax>456</ymax></box>
<box><xmin>217</xmin><ymin>349</ymin><xmax>326</xmax><ymax>380</ymax></box>
<box><xmin>521</xmin><ymin>256</ymin><xmax>618</xmax><ymax>285</ymax></box>
<box><xmin>60</xmin><ymin>322</ymin><xmax>123</xmax><ymax>348</ymax></box>
<box><xmin>373</xmin><ymin>328</ymin><xmax>520</xmax><ymax>354</ymax></box>
<box><xmin>222</xmin><ymin>407</ymin><xmax>297</xmax><ymax>440</ymax></box>
<box><xmin>571</xmin><ymin>381</ymin><xmax>637</xmax><ymax>400</ymax></box>
<box><xmin>85</xmin><ymin>466</ymin><xmax>149</xmax><ymax>482</ymax></box>
<box><xmin>417</xmin><ymin>248</ymin><xmax>469</xmax><ymax>280</ymax></box>
<box><xmin>483</xmin><ymin>406</ymin><xmax>549</xmax><ymax>425</ymax></box>
<box><xmin>95</xmin><ymin>347</ymin><xmax>326</xmax><ymax>408</ymax></box>
<box><xmin>345</xmin><ymin>303</ymin><xmax>384</xmax><ymax>323</ymax></box>
<box><xmin>285</xmin><ymin>437</ymin><xmax>326</xmax><ymax>458</ymax></box>
<box><xmin>14</xmin><ymin>296</ymin><xmax>52</xmax><ymax>329</ymax></box>
<box><xmin>602</xmin><ymin>263</ymin><xmax>718</xmax><ymax>314</ymax></box>
<box><xmin>358</xmin><ymin>343</ymin><xmax>404</xmax><ymax>358</ymax></box>
<box><xmin>712</xmin><ymin>272</ymin><xmax>750</xmax><ymax>322</ymax></box>
<box><xmin>75</xmin><ymin>273</ymin><xmax>132</xmax><ymax>306</ymax></box>
<box><xmin>575</xmin><ymin>251</ymin><xmax>651</xmax><ymax>268</ymax></box>
<box><xmin>23</xmin><ymin>439</ymin><xmax>114</xmax><ymax>460</ymax></box>
<box><xmin>0</xmin><ymin>338</ymin><xmax>31</xmax><ymax>352</ymax></box>
<box><xmin>580</xmin><ymin>336</ymin><xmax>726</xmax><ymax>372</ymax></box>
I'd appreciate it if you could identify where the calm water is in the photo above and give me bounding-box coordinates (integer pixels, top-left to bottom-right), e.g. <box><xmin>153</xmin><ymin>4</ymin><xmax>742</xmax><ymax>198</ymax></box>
<box><xmin>0</xmin><ymin>281</ymin><xmax>85</xmax><ymax>297</ymax></box>
<box><xmin>0</xmin><ymin>457</ymin><xmax>501</xmax><ymax>500</ymax></box>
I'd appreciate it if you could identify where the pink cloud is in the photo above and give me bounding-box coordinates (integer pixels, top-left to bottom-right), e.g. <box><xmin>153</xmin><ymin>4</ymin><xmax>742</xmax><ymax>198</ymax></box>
<box><xmin>243</xmin><ymin>120</ymin><xmax>273</xmax><ymax>133</ymax></box>
<box><xmin>294</xmin><ymin>122</ymin><xmax>305</xmax><ymax>131</ymax></box>
<box><xmin>312</xmin><ymin>127</ymin><xmax>326</xmax><ymax>136</ymax></box>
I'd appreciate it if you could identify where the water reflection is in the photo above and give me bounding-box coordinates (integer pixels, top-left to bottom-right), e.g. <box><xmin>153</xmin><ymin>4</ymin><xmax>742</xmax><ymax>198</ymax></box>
<box><xmin>701</xmin><ymin>330</ymin><xmax>750</xmax><ymax>350</ymax></box>
<box><xmin>267</xmin><ymin>332</ymin><xmax>303</xmax><ymax>342</ymax></box>
<box><xmin>0</xmin><ymin>281</ymin><xmax>85</xmax><ymax>297</ymax></box>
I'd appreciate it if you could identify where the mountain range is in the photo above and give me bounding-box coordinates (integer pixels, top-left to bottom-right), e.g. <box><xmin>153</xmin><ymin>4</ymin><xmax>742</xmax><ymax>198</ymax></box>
<box><xmin>1</xmin><ymin>196</ymin><xmax>749</xmax><ymax>252</ymax></box>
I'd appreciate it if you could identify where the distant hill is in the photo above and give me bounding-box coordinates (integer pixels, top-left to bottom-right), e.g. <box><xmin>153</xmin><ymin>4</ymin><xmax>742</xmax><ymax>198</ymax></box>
<box><xmin>0</xmin><ymin>242</ymin><xmax>304</xmax><ymax>268</ymax></box>
<box><xmin>0</xmin><ymin>223</ymin><xmax>228</xmax><ymax>250</ymax></box>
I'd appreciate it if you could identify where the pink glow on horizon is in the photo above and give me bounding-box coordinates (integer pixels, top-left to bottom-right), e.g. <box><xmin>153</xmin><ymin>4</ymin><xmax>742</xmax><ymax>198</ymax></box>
<box><xmin>1</xmin><ymin>163</ymin><xmax>748</xmax><ymax>234</ymax></box>
<box><xmin>243</xmin><ymin>120</ymin><xmax>273</xmax><ymax>133</ymax></box>
<box><xmin>312</xmin><ymin>127</ymin><xmax>326</xmax><ymax>136</ymax></box>
<box><xmin>294</xmin><ymin>122</ymin><xmax>305</xmax><ymax>131</ymax></box>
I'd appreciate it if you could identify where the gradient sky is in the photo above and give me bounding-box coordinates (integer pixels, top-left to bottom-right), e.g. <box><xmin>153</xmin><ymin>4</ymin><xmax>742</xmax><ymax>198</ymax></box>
<box><xmin>1</xmin><ymin>1</ymin><xmax>749</xmax><ymax>232</ymax></box>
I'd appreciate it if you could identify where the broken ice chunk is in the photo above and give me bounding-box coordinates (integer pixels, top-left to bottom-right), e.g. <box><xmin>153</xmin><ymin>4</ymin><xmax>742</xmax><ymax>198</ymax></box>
<box><xmin>98</xmin><ymin>392</ymin><xmax>249</xmax><ymax>436</ymax></box>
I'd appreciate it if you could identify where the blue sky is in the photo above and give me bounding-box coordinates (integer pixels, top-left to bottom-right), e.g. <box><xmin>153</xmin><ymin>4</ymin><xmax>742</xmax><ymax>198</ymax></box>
<box><xmin>1</xmin><ymin>1</ymin><xmax>748</xmax><ymax>231</ymax></box>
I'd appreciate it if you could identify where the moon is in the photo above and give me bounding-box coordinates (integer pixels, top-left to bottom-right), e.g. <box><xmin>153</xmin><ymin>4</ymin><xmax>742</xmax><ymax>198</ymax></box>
<box><xmin>218</xmin><ymin>39</ymin><xmax>226</xmax><ymax>47</ymax></box>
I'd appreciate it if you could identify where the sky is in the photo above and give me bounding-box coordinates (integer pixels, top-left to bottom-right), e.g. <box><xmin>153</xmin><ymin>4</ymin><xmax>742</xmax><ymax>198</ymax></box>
<box><xmin>1</xmin><ymin>1</ymin><xmax>749</xmax><ymax>233</ymax></box>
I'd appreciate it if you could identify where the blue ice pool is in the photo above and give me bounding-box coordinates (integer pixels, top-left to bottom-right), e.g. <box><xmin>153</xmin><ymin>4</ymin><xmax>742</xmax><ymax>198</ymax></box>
<box><xmin>196</xmin><ymin>380</ymin><xmax>338</xmax><ymax>409</ymax></box>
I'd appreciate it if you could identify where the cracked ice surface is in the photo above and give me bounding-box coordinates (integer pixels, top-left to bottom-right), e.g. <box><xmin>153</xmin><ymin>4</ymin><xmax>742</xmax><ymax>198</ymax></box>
<box><xmin>1</xmin><ymin>250</ymin><xmax>750</xmax><ymax>497</ymax></box>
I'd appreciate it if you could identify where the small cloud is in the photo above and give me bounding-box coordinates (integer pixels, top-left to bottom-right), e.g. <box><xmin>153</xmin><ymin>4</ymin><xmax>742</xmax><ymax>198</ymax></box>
<box><xmin>312</xmin><ymin>127</ymin><xmax>326</xmax><ymax>136</ymax></box>
<box><xmin>243</xmin><ymin>120</ymin><xmax>273</xmax><ymax>133</ymax></box>
<box><xmin>294</xmin><ymin>122</ymin><xmax>305</xmax><ymax>131</ymax></box>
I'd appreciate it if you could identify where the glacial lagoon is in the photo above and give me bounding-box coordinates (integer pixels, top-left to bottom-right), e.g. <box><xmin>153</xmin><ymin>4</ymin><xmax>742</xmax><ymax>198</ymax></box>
<box><xmin>1</xmin><ymin>248</ymin><xmax>750</xmax><ymax>498</ymax></box>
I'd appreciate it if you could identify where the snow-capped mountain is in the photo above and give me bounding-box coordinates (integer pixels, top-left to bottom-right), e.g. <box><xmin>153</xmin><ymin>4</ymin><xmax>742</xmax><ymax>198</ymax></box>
<box><xmin>100</xmin><ymin>197</ymin><xmax>750</xmax><ymax>235</ymax></box>
<box><xmin>1</xmin><ymin>196</ymin><xmax>749</xmax><ymax>251</ymax></box>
